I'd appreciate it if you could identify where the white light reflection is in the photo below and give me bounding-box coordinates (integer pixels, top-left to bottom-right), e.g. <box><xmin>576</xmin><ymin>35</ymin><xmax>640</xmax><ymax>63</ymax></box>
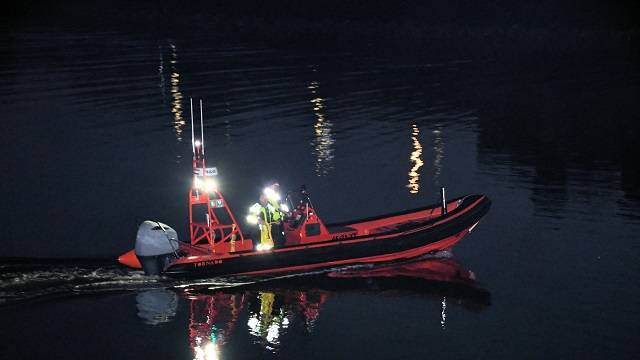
<box><xmin>158</xmin><ymin>48</ymin><xmax>166</xmax><ymax>96</ymax></box>
<box><xmin>440</xmin><ymin>296</ymin><xmax>447</xmax><ymax>330</ymax></box>
<box><xmin>433</xmin><ymin>128</ymin><xmax>444</xmax><ymax>184</ymax></box>
<box><xmin>407</xmin><ymin>124</ymin><xmax>424</xmax><ymax>194</ymax></box>
<box><xmin>266</xmin><ymin>323</ymin><xmax>280</xmax><ymax>343</ymax></box>
<box><xmin>309</xmin><ymin>79</ymin><xmax>335</xmax><ymax>177</ymax></box>
<box><xmin>193</xmin><ymin>337</ymin><xmax>219</xmax><ymax>360</ymax></box>
<box><xmin>246</xmin><ymin>292</ymin><xmax>288</xmax><ymax>352</ymax></box>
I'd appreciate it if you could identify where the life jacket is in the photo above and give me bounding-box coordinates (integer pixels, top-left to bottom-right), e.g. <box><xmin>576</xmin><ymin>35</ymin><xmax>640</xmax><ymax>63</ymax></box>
<box><xmin>260</xmin><ymin>204</ymin><xmax>275</xmax><ymax>223</ymax></box>
<box><xmin>251</xmin><ymin>202</ymin><xmax>278</xmax><ymax>224</ymax></box>
<box><xmin>267</xmin><ymin>199</ymin><xmax>282</xmax><ymax>221</ymax></box>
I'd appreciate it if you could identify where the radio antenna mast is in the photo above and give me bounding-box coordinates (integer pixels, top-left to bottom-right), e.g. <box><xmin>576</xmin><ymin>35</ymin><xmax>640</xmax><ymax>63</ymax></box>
<box><xmin>200</xmin><ymin>99</ymin><xmax>205</xmax><ymax>156</ymax></box>
<box><xmin>190</xmin><ymin>98</ymin><xmax>195</xmax><ymax>155</ymax></box>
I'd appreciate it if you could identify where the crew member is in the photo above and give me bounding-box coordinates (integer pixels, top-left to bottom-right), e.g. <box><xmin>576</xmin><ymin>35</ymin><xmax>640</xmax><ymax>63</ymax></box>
<box><xmin>247</xmin><ymin>183</ymin><xmax>288</xmax><ymax>250</ymax></box>
<box><xmin>248</xmin><ymin>194</ymin><xmax>276</xmax><ymax>251</ymax></box>
<box><xmin>263</xmin><ymin>182</ymin><xmax>286</xmax><ymax>247</ymax></box>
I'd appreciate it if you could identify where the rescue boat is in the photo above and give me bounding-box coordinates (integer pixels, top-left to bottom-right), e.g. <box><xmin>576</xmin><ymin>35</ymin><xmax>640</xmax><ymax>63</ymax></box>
<box><xmin>117</xmin><ymin>99</ymin><xmax>491</xmax><ymax>277</ymax></box>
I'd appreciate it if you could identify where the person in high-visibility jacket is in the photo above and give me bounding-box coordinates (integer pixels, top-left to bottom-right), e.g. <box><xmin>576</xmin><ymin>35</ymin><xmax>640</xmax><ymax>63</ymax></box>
<box><xmin>247</xmin><ymin>183</ymin><xmax>288</xmax><ymax>250</ymax></box>
<box><xmin>247</xmin><ymin>194</ymin><xmax>277</xmax><ymax>251</ymax></box>
<box><xmin>263</xmin><ymin>183</ymin><xmax>286</xmax><ymax>247</ymax></box>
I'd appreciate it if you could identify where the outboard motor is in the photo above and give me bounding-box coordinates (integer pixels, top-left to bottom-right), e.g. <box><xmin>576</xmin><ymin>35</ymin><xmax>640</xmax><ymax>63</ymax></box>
<box><xmin>135</xmin><ymin>220</ymin><xmax>179</xmax><ymax>275</ymax></box>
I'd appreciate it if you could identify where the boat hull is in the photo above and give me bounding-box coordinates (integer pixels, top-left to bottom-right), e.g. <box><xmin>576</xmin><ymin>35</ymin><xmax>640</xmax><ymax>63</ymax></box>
<box><xmin>163</xmin><ymin>195</ymin><xmax>491</xmax><ymax>278</ymax></box>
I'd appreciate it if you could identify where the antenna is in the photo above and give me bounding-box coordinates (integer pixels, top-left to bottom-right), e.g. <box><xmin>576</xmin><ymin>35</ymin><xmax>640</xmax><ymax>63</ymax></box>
<box><xmin>200</xmin><ymin>99</ymin><xmax>205</xmax><ymax>155</ymax></box>
<box><xmin>190</xmin><ymin>98</ymin><xmax>195</xmax><ymax>155</ymax></box>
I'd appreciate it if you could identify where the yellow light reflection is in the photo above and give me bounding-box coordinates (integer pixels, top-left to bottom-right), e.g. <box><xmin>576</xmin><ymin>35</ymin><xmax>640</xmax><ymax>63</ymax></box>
<box><xmin>247</xmin><ymin>292</ymin><xmax>288</xmax><ymax>352</ymax></box>
<box><xmin>159</xmin><ymin>43</ymin><xmax>185</xmax><ymax>142</ymax></box>
<box><xmin>309</xmin><ymin>80</ymin><xmax>335</xmax><ymax>177</ymax></box>
<box><xmin>407</xmin><ymin>124</ymin><xmax>424</xmax><ymax>194</ymax></box>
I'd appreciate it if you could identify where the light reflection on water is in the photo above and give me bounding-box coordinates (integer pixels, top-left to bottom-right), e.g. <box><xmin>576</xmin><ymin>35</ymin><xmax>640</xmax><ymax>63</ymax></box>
<box><xmin>247</xmin><ymin>292</ymin><xmax>288</xmax><ymax>350</ymax></box>
<box><xmin>407</xmin><ymin>123</ymin><xmax>423</xmax><ymax>194</ymax></box>
<box><xmin>188</xmin><ymin>292</ymin><xmax>244</xmax><ymax>360</ymax></box>
<box><xmin>432</xmin><ymin>128</ymin><xmax>444</xmax><ymax>185</ymax></box>
<box><xmin>170</xmin><ymin>44</ymin><xmax>186</xmax><ymax>142</ymax></box>
<box><xmin>309</xmin><ymin>78</ymin><xmax>335</xmax><ymax>177</ymax></box>
<box><xmin>132</xmin><ymin>258</ymin><xmax>489</xmax><ymax>357</ymax></box>
<box><xmin>159</xmin><ymin>42</ymin><xmax>186</xmax><ymax>142</ymax></box>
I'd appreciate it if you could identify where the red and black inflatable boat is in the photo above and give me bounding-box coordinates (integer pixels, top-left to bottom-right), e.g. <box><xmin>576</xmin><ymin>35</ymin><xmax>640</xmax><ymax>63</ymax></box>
<box><xmin>118</xmin><ymin>190</ymin><xmax>490</xmax><ymax>278</ymax></box>
<box><xmin>117</xmin><ymin>99</ymin><xmax>490</xmax><ymax>278</ymax></box>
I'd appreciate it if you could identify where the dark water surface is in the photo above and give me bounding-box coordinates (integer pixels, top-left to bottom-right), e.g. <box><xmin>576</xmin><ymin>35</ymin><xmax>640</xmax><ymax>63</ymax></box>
<box><xmin>2</xmin><ymin>1</ymin><xmax>639</xmax><ymax>359</ymax></box>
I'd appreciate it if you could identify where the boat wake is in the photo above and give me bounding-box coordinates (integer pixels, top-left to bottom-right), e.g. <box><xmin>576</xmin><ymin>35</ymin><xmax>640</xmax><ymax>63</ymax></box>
<box><xmin>0</xmin><ymin>257</ymin><xmax>247</xmax><ymax>306</ymax></box>
<box><xmin>0</xmin><ymin>251</ymin><xmax>457</xmax><ymax>306</ymax></box>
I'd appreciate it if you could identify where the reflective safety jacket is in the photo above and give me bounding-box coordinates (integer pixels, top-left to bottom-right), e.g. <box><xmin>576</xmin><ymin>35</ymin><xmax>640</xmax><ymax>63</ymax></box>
<box><xmin>268</xmin><ymin>199</ymin><xmax>282</xmax><ymax>221</ymax></box>
<box><xmin>264</xmin><ymin>187</ymin><xmax>282</xmax><ymax>222</ymax></box>
<box><xmin>249</xmin><ymin>202</ymin><xmax>279</xmax><ymax>224</ymax></box>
